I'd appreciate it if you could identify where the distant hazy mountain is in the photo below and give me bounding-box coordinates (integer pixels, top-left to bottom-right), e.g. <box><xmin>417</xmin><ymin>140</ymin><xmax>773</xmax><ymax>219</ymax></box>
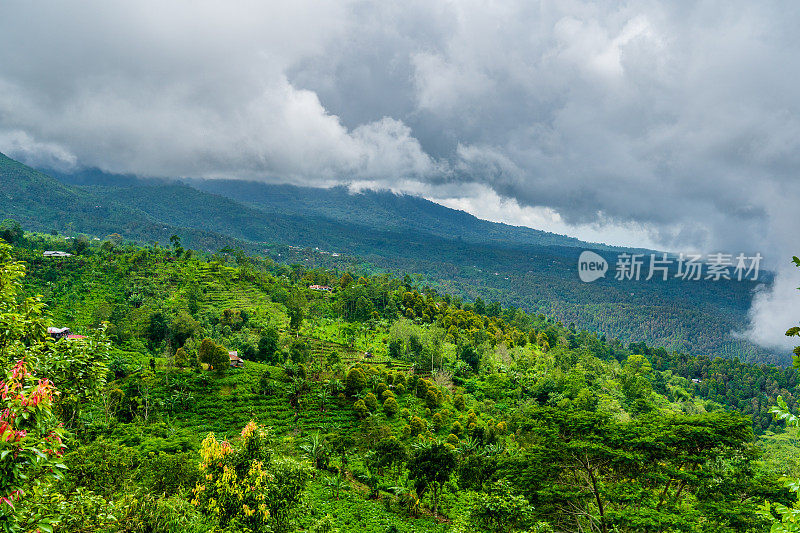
<box><xmin>1</xmin><ymin>154</ymin><xmax>783</xmax><ymax>365</ymax></box>
<box><xmin>50</xmin><ymin>166</ymin><xmax>622</xmax><ymax>251</ymax></box>
<box><xmin>190</xmin><ymin>179</ymin><xmax>619</xmax><ymax>250</ymax></box>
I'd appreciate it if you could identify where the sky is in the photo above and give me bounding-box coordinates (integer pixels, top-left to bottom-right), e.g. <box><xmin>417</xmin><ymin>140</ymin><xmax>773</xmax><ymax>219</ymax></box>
<box><xmin>0</xmin><ymin>1</ymin><xmax>799</xmax><ymax>348</ymax></box>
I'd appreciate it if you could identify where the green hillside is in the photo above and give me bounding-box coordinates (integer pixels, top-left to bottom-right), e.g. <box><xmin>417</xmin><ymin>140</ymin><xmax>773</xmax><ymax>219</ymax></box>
<box><xmin>3</xmin><ymin>236</ymin><xmax>800</xmax><ymax>532</ymax></box>
<box><xmin>1</xmin><ymin>153</ymin><xmax>784</xmax><ymax>365</ymax></box>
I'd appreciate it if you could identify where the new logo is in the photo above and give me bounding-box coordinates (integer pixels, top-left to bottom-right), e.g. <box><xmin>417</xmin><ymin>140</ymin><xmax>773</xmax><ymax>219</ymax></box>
<box><xmin>578</xmin><ymin>251</ymin><xmax>608</xmax><ymax>283</ymax></box>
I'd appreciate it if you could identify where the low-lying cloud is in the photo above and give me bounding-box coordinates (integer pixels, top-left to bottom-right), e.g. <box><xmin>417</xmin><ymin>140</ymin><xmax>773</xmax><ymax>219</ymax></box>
<box><xmin>1</xmin><ymin>0</ymin><xmax>799</xmax><ymax>350</ymax></box>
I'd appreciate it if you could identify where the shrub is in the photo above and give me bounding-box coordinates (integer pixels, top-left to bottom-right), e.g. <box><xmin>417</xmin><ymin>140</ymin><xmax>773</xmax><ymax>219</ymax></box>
<box><xmin>118</xmin><ymin>493</ymin><xmax>214</xmax><ymax>533</ymax></box>
<box><xmin>425</xmin><ymin>386</ymin><xmax>443</xmax><ymax>409</ymax></box>
<box><xmin>451</xmin><ymin>421</ymin><xmax>463</xmax><ymax>436</ymax></box>
<box><xmin>1</xmin><ymin>360</ymin><xmax>66</xmax><ymax>529</ymax></box>
<box><xmin>364</xmin><ymin>392</ymin><xmax>378</xmax><ymax>412</ymax></box>
<box><xmin>383</xmin><ymin>397</ymin><xmax>399</xmax><ymax>417</ymax></box>
<box><xmin>258</xmin><ymin>372</ymin><xmax>276</xmax><ymax>396</ymax></box>
<box><xmin>138</xmin><ymin>451</ymin><xmax>200</xmax><ymax>495</ymax></box>
<box><xmin>408</xmin><ymin>416</ymin><xmax>426</xmax><ymax>437</ymax></box>
<box><xmin>63</xmin><ymin>440</ymin><xmax>137</xmax><ymax>497</ymax></box>
<box><xmin>372</xmin><ymin>437</ymin><xmax>408</xmax><ymax>471</ymax></box>
<box><xmin>353</xmin><ymin>399</ymin><xmax>369</xmax><ymax>419</ymax></box>
<box><xmin>326</xmin><ymin>351</ymin><xmax>341</xmax><ymax>367</ymax></box>
<box><xmin>468</xmin><ymin>480</ymin><xmax>535</xmax><ymax>532</ymax></box>
<box><xmin>174</xmin><ymin>347</ymin><xmax>189</xmax><ymax>368</ymax></box>
<box><xmin>346</xmin><ymin>368</ymin><xmax>367</xmax><ymax>396</ymax></box>
<box><xmin>454</xmin><ymin>394</ymin><xmax>466</xmax><ymax>412</ymax></box>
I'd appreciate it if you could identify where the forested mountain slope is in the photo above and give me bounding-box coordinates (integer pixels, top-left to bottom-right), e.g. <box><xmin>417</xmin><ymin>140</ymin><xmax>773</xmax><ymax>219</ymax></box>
<box><xmin>4</xmin><ymin>236</ymin><xmax>799</xmax><ymax>532</ymax></box>
<box><xmin>0</xmin><ymin>153</ymin><xmax>783</xmax><ymax>364</ymax></box>
<box><xmin>52</xmin><ymin>166</ymin><xmax>613</xmax><ymax>250</ymax></box>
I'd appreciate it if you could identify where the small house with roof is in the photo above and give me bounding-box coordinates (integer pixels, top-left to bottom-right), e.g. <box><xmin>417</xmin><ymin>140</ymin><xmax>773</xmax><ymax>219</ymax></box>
<box><xmin>229</xmin><ymin>351</ymin><xmax>244</xmax><ymax>368</ymax></box>
<box><xmin>47</xmin><ymin>327</ymin><xmax>71</xmax><ymax>339</ymax></box>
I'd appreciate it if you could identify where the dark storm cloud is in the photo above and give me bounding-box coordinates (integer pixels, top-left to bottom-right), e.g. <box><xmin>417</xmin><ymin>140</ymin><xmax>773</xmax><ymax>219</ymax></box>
<box><xmin>1</xmin><ymin>0</ymin><xmax>799</xmax><ymax>347</ymax></box>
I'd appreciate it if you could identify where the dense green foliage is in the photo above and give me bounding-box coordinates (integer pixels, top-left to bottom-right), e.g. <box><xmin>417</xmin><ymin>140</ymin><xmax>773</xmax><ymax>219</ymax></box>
<box><xmin>2</xmin><ymin>232</ymin><xmax>798</xmax><ymax>531</ymax></box>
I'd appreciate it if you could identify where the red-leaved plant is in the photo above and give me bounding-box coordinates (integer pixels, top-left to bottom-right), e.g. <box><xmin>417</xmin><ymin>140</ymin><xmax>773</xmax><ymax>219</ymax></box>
<box><xmin>0</xmin><ymin>358</ymin><xmax>66</xmax><ymax>530</ymax></box>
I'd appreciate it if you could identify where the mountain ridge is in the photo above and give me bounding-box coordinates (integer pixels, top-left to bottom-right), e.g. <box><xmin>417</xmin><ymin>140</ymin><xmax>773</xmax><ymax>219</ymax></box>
<box><xmin>0</xmin><ymin>153</ymin><xmax>785</xmax><ymax>365</ymax></box>
<box><xmin>46</xmin><ymin>165</ymin><xmax>627</xmax><ymax>252</ymax></box>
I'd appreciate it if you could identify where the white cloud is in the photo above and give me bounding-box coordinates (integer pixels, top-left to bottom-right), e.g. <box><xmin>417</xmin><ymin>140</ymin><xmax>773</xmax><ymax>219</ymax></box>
<box><xmin>742</xmin><ymin>265</ymin><xmax>800</xmax><ymax>351</ymax></box>
<box><xmin>1</xmin><ymin>0</ymin><xmax>799</xmax><ymax>349</ymax></box>
<box><xmin>0</xmin><ymin>130</ymin><xmax>76</xmax><ymax>172</ymax></box>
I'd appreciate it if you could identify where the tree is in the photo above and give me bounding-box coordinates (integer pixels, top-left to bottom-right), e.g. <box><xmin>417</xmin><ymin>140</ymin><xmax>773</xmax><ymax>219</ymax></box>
<box><xmin>354</xmin><ymin>296</ymin><xmax>374</xmax><ymax>322</ymax></box>
<box><xmin>170</xmin><ymin>310</ymin><xmax>199</xmax><ymax>347</ymax></box>
<box><xmin>0</xmin><ymin>246</ymin><xmax>67</xmax><ymax>531</ymax></box>
<box><xmin>408</xmin><ymin>416</ymin><xmax>426</xmax><ymax>437</ymax></box>
<box><xmin>198</xmin><ymin>338</ymin><xmax>228</xmax><ymax>372</ymax></box>
<box><xmin>286</xmin><ymin>292</ymin><xmax>306</xmax><ymax>333</ymax></box>
<box><xmin>372</xmin><ymin>436</ymin><xmax>408</xmax><ymax>473</ymax></box>
<box><xmin>473</xmin><ymin>297</ymin><xmax>486</xmax><ymax>315</ymax></box>
<box><xmin>257</xmin><ymin>327</ymin><xmax>280</xmax><ymax>363</ymax></box>
<box><xmin>289</xmin><ymin>339</ymin><xmax>310</xmax><ymax>364</ymax></box>
<box><xmin>329</xmin><ymin>432</ymin><xmax>355</xmax><ymax>467</ymax></box>
<box><xmin>192</xmin><ymin>421</ymin><xmax>310</xmax><ymax>533</ymax></box>
<box><xmin>37</xmin><ymin>330</ymin><xmax>111</xmax><ymax>426</ymax></box>
<box><xmin>788</xmin><ymin>255</ymin><xmax>800</xmax><ymax>367</ymax></box>
<box><xmin>757</xmin><ymin>258</ymin><xmax>800</xmax><ymax>531</ymax></box>
<box><xmin>72</xmin><ymin>234</ymin><xmax>90</xmax><ymax>255</ymax></box>
<box><xmin>299</xmin><ymin>431</ymin><xmax>328</xmax><ymax>472</ymax></box>
<box><xmin>0</xmin><ymin>219</ymin><xmax>23</xmax><ymax>245</ymax></box>
<box><xmin>174</xmin><ymin>347</ymin><xmax>189</xmax><ymax>368</ymax></box>
<box><xmin>506</xmin><ymin>406</ymin><xmax>753</xmax><ymax>533</ymax></box>
<box><xmin>454</xmin><ymin>394</ymin><xmax>466</xmax><ymax>412</ymax></box>
<box><xmin>146</xmin><ymin>312</ymin><xmax>168</xmax><ymax>347</ymax></box>
<box><xmin>458</xmin><ymin>344</ymin><xmax>480</xmax><ymax>372</ymax></box>
<box><xmin>220</xmin><ymin>309</ymin><xmax>244</xmax><ymax>331</ymax></box>
<box><xmin>621</xmin><ymin>354</ymin><xmax>655</xmax><ymax>413</ymax></box>
<box><xmin>169</xmin><ymin>234</ymin><xmax>184</xmax><ymax>258</ymax></box>
<box><xmin>408</xmin><ymin>442</ymin><xmax>456</xmax><ymax>516</ymax></box>
<box><xmin>0</xmin><ymin>243</ymin><xmax>49</xmax><ymax>366</ymax></box>
<box><xmin>469</xmin><ymin>480</ymin><xmax>535</xmax><ymax>533</ymax></box>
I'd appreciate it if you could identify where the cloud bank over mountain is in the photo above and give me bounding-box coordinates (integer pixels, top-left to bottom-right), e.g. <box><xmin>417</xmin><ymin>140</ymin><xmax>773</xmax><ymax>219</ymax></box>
<box><xmin>1</xmin><ymin>0</ymin><xmax>798</xmax><ymax>348</ymax></box>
